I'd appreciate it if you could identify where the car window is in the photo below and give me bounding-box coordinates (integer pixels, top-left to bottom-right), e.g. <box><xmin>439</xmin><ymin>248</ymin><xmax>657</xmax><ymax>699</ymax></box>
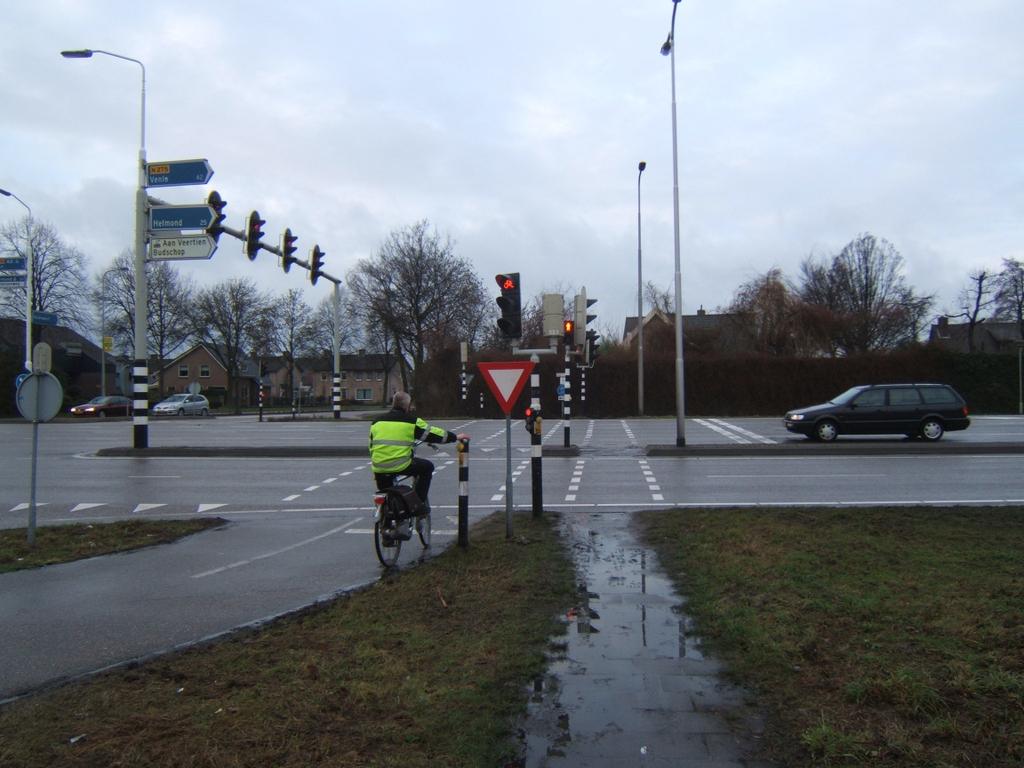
<box><xmin>920</xmin><ymin>386</ymin><xmax>958</xmax><ymax>405</ymax></box>
<box><xmin>888</xmin><ymin>387</ymin><xmax>921</xmax><ymax>405</ymax></box>
<box><xmin>831</xmin><ymin>386</ymin><xmax>867</xmax><ymax>405</ymax></box>
<box><xmin>853</xmin><ymin>389</ymin><xmax>885</xmax><ymax>407</ymax></box>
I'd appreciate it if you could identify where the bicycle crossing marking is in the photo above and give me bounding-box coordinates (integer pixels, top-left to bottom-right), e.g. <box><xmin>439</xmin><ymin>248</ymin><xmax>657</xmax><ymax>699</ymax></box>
<box><xmin>638</xmin><ymin>459</ymin><xmax>664</xmax><ymax>502</ymax></box>
<box><xmin>620</xmin><ymin>419</ymin><xmax>639</xmax><ymax>447</ymax></box>
<box><xmin>491</xmin><ymin>459</ymin><xmax>529</xmax><ymax>502</ymax></box>
<box><xmin>566</xmin><ymin>459</ymin><xmax>585</xmax><ymax>501</ymax></box>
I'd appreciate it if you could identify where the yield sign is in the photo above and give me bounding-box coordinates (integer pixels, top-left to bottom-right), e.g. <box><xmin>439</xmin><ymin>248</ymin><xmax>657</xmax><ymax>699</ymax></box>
<box><xmin>478</xmin><ymin>361</ymin><xmax>535</xmax><ymax>415</ymax></box>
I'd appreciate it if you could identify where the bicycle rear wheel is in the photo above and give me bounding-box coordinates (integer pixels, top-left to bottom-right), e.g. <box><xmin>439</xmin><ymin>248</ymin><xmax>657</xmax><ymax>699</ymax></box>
<box><xmin>373</xmin><ymin>494</ymin><xmax>404</xmax><ymax>567</ymax></box>
<box><xmin>416</xmin><ymin>511</ymin><xmax>431</xmax><ymax>548</ymax></box>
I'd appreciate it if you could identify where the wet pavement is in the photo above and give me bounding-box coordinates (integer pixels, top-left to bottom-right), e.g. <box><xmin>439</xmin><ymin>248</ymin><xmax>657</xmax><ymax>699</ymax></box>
<box><xmin>516</xmin><ymin>512</ymin><xmax>775</xmax><ymax>768</ymax></box>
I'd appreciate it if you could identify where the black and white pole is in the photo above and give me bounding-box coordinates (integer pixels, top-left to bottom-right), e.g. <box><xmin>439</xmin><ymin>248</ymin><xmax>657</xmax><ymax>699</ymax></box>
<box><xmin>457</xmin><ymin>437</ymin><xmax>470</xmax><ymax>548</ymax></box>
<box><xmin>563</xmin><ymin>344</ymin><xmax>571</xmax><ymax>448</ymax></box>
<box><xmin>530</xmin><ymin>354</ymin><xmax>543</xmax><ymax>518</ymax></box>
<box><xmin>332</xmin><ymin>283</ymin><xmax>342</xmax><ymax>419</ymax></box>
<box><xmin>580</xmin><ymin>367</ymin><xmax>587</xmax><ymax>416</ymax></box>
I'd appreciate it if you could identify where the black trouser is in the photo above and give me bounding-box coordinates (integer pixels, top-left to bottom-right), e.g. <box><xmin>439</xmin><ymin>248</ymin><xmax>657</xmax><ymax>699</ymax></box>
<box><xmin>375</xmin><ymin>456</ymin><xmax>436</xmax><ymax>507</ymax></box>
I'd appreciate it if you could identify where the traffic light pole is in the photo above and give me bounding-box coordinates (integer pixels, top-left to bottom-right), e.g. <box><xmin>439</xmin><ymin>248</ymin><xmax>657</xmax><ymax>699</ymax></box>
<box><xmin>563</xmin><ymin>344</ymin><xmax>572</xmax><ymax>448</ymax></box>
<box><xmin>530</xmin><ymin>354</ymin><xmax>543</xmax><ymax>518</ymax></box>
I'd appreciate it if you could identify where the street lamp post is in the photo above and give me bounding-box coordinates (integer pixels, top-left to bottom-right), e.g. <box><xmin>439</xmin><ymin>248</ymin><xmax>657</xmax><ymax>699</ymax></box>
<box><xmin>661</xmin><ymin>0</ymin><xmax>687</xmax><ymax>446</ymax></box>
<box><xmin>62</xmin><ymin>49</ymin><xmax>150</xmax><ymax>448</ymax></box>
<box><xmin>636</xmin><ymin>161</ymin><xmax>647</xmax><ymax>416</ymax></box>
<box><xmin>0</xmin><ymin>188</ymin><xmax>33</xmax><ymax>372</ymax></box>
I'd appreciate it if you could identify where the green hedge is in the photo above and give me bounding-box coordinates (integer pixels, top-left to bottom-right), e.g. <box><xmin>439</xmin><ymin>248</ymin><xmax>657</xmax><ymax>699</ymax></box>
<box><xmin>420</xmin><ymin>347</ymin><xmax>1019</xmax><ymax>418</ymax></box>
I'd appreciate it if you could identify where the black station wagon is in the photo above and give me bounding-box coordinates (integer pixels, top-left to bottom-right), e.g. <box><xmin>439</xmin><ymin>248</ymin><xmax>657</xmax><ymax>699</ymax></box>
<box><xmin>783</xmin><ymin>383</ymin><xmax>970</xmax><ymax>442</ymax></box>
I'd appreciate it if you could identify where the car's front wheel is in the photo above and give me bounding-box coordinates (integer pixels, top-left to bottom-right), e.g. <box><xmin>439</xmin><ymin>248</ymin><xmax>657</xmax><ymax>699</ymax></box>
<box><xmin>177</xmin><ymin>408</ymin><xmax>185</xmax><ymax>416</ymax></box>
<box><xmin>200</xmin><ymin>408</ymin><xmax>209</xmax><ymax>417</ymax></box>
<box><xmin>920</xmin><ymin>418</ymin><xmax>944</xmax><ymax>441</ymax></box>
<box><xmin>814</xmin><ymin>419</ymin><xmax>839</xmax><ymax>442</ymax></box>
<box><xmin>98</xmin><ymin>411</ymin><xmax>107</xmax><ymax>419</ymax></box>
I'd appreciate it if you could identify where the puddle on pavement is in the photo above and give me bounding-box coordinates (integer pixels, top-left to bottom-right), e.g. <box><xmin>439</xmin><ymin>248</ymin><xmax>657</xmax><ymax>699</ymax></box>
<box><xmin>513</xmin><ymin>511</ymin><xmax>771</xmax><ymax>768</ymax></box>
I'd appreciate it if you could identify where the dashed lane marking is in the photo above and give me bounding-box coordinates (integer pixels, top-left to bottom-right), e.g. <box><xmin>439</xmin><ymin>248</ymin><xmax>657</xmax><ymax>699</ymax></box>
<box><xmin>638</xmin><ymin>459</ymin><xmax>664</xmax><ymax>502</ymax></box>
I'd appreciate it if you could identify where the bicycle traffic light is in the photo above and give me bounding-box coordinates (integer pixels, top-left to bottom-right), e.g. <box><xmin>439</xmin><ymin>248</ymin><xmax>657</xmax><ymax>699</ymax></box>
<box><xmin>573</xmin><ymin>288</ymin><xmax>596</xmax><ymax>346</ymax></box>
<box><xmin>495</xmin><ymin>272</ymin><xmax>522</xmax><ymax>339</ymax></box>
<box><xmin>206</xmin><ymin>191</ymin><xmax>226</xmax><ymax>241</ymax></box>
<box><xmin>563</xmin><ymin>319</ymin><xmax>574</xmax><ymax>346</ymax></box>
<box><xmin>281</xmin><ymin>228</ymin><xmax>298</xmax><ymax>273</ymax></box>
<box><xmin>244</xmin><ymin>210</ymin><xmax>265</xmax><ymax>260</ymax></box>
<box><xmin>310</xmin><ymin>245</ymin><xmax>325</xmax><ymax>285</ymax></box>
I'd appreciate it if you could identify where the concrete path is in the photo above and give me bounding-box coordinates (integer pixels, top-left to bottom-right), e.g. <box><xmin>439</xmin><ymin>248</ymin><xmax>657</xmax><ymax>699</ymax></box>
<box><xmin>516</xmin><ymin>512</ymin><xmax>776</xmax><ymax>767</ymax></box>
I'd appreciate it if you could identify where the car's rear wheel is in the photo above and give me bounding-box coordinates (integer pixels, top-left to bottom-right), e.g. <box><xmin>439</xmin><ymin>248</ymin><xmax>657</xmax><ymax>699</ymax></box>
<box><xmin>814</xmin><ymin>419</ymin><xmax>838</xmax><ymax>442</ymax></box>
<box><xmin>920</xmin><ymin>418</ymin><xmax>944</xmax><ymax>441</ymax></box>
<box><xmin>200</xmin><ymin>408</ymin><xmax>208</xmax><ymax>417</ymax></box>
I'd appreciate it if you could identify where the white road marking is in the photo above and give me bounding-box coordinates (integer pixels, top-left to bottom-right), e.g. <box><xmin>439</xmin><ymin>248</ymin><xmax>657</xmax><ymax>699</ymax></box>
<box><xmin>282</xmin><ymin>494</ymin><xmax>300</xmax><ymax>501</ymax></box>
<box><xmin>131</xmin><ymin>503</ymin><xmax>166</xmax><ymax>514</ymax></box>
<box><xmin>196</xmin><ymin>503</ymin><xmax>227</xmax><ymax>513</ymax></box>
<box><xmin>191</xmin><ymin>518</ymin><xmax>363</xmax><ymax>578</ymax></box>
<box><xmin>71</xmin><ymin>503</ymin><xmax>106</xmax><ymax>512</ymax></box>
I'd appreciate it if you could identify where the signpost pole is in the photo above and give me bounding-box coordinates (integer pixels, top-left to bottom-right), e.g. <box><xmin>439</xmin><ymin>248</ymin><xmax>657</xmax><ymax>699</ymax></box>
<box><xmin>530</xmin><ymin>354</ymin><xmax>543</xmax><ymax>518</ymax></box>
<box><xmin>505</xmin><ymin>412</ymin><xmax>513</xmax><ymax>539</ymax></box>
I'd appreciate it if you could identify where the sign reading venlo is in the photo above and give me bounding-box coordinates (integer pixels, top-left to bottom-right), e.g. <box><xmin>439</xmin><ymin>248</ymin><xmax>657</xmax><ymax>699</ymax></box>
<box><xmin>150</xmin><ymin>234</ymin><xmax>217</xmax><ymax>261</ymax></box>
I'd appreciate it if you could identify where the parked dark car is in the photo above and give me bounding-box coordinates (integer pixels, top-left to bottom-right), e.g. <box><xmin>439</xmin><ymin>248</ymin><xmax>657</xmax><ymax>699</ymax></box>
<box><xmin>69</xmin><ymin>395</ymin><xmax>132</xmax><ymax>418</ymax></box>
<box><xmin>784</xmin><ymin>384</ymin><xmax>970</xmax><ymax>442</ymax></box>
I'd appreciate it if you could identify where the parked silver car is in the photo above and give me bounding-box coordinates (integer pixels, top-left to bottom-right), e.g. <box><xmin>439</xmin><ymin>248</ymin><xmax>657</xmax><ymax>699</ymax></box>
<box><xmin>152</xmin><ymin>393</ymin><xmax>210</xmax><ymax>417</ymax></box>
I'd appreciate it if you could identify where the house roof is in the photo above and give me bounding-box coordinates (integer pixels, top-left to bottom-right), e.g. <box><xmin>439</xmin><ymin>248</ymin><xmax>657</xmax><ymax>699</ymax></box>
<box><xmin>0</xmin><ymin>318</ymin><xmax>104</xmax><ymax>362</ymax></box>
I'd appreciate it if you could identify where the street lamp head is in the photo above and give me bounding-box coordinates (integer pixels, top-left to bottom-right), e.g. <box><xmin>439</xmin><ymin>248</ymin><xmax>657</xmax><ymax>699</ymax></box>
<box><xmin>0</xmin><ymin>189</ymin><xmax>11</xmax><ymax>197</ymax></box>
<box><xmin>61</xmin><ymin>49</ymin><xmax>94</xmax><ymax>58</ymax></box>
<box><xmin>660</xmin><ymin>37</ymin><xmax>673</xmax><ymax>56</ymax></box>
<box><xmin>638</xmin><ymin>161</ymin><xmax>647</xmax><ymax>173</ymax></box>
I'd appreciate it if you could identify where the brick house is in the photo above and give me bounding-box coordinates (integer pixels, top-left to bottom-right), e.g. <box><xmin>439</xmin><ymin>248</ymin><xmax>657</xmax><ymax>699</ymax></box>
<box><xmin>156</xmin><ymin>343</ymin><xmax>259</xmax><ymax>407</ymax></box>
<box><xmin>928</xmin><ymin>316</ymin><xmax>1024</xmax><ymax>353</ymax></box>
<box><xmin>305</xmin><ymin>350</ymin><xmax>402</xmax><ymax>405</ymax></box>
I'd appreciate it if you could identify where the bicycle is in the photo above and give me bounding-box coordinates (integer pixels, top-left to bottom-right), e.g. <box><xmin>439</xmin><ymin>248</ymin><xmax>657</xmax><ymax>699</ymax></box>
<box><xmin>371</xmin><ymin>444</ymin><xmax>435</xmax><ymax>567</ymax></box>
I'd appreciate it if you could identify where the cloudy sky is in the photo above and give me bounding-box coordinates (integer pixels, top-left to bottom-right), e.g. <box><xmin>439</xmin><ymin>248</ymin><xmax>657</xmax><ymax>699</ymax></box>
<box><xmin>2</xmin><ymin>0</ymin><xmax>1021</xmax><ymax>343</ymax></box>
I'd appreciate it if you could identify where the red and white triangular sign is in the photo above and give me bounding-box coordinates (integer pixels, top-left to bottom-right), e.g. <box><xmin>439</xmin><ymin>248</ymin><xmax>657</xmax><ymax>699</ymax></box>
<box><xmin>478</xmin><ymin>361</ymin><xmax>535</xmax><ymax>415</ymax></box>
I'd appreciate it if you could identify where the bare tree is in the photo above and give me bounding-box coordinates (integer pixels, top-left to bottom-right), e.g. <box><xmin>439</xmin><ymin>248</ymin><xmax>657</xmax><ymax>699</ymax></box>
<box><xmin>306</xmin><ymin>289</ymin><xmax>358</xmax><ymax>358</ymax></box>
<box><xmin>643</xmin><ymin>281</ymin><xmax>674</xmax><ymax>315</ymax></box>
<box><xmin>995</xmin><ymin>257</ymin><xmax>1024</xmax><ymax>338</ymax></box>
<box><xmin>190</xmin><ymin>278</ymin><xmax>271</xmax><ymax>412</ymax></box>
<box><xmin>798</xmin><ymin>233</ymin><xmax>933</xmax><ymax>354</ymax></box>
<box><xmin>952</xmin><ymin>269</ymin><xmax>997</xmax><ymax>353</ymax></box>
<box><xmin>1</xmin><ymin>216</ymin><xmax>89</xmax><ymax>334</ymax></box>
<box><xmin>271</xmin><ymin>289</ymin><xmax>313</xmax><ymax>404</ymax></box>
<box><xmin>727</xmin><ymin>268</ymin><xmax>801</xmax><ymax>355</ymax></box>
<box><xmin>346</xmin><ymin>220</ymin><xmax>489</xmax><ymax>391</ymax></box>
<box><xmin>93</xmin><ymin>252</ymin><xmax>195</xmax><ymax>393</ymax></box>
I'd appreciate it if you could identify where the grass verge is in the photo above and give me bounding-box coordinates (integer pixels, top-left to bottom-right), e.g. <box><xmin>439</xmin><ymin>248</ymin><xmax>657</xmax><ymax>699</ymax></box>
<box><xmin>0</xmin><ymin>519</ymin><xmax>225</xmax><ymax>573</ymax></box>
<box><xmin>0</xmin><ymin>512</ymin><xmax>575</xmax><ymax>768</ymax></box>
<box><xmin>636</xmin><ymin>506</ymin><xmax>1024</xmax><ymax>768</ymax></box>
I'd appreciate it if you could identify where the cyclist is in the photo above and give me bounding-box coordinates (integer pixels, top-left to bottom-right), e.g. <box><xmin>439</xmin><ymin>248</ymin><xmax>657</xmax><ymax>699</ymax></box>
<box><xmin>369</xmin><ymin>391</ymin><xmax>467</xmax><ymax>540</ymax></box>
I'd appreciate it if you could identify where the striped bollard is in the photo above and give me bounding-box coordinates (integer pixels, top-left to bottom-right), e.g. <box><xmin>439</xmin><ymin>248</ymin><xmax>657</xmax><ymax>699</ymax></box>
<box><xmin>530</xmin><ymin>364</ymin><xmax>543</xmax><ymax>518</ymax></box>
<box><xmin>457</xmin><ymin>437</ymin><xmax>470</xmax><ymax>548</ymax></box>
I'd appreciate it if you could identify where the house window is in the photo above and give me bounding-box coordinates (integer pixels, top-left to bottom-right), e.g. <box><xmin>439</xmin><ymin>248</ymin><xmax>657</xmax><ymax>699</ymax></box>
<box><xmin>376</xmin><ymin>371</ymin><xmax>383</xmax><ymax>381</ymax></box>
<box><xmin>341</xmin><ymin>371</ymin><xmax>347</xmax><ymax>380</ymax></box>
<box><xmin>341</xmin><ymin>388</ymin><xmax>348</xmax><ymax>400</ymax></box>
<box><xmin>321</xmin><ymin>372</ymin><xmax>329</xmax><ymax>381</ymax></box>
<box><xmin>356</xmin><ymin>388</ymin><xmax>373</xmax><ymax>401</ymax></box>
<box><xmin>199</xmin><ymin>364</ymin><xmax>211</xmax><ymax>378</ymax></box>
<box><xmin>178</xmin><ymin>365</ymin><xmax>188</xmax><ymax>378</ymax></box>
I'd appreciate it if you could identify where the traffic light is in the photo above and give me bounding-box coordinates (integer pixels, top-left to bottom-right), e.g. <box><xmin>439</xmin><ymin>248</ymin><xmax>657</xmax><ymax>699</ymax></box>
<box><xmin>574</xmin><ymin>287</ymin><xmax>596</xmax><ymax>346</ymax></box>
<box><xmin>563</xmin><ymin>319</ymin><xmax>575</xmax><ymax>346</ymax></box>
<box><xmin>524</xmin><ymin>405</ymin><xmax>540</xmax><ymax>435</ymax></box>
<box><xmin>244</xmin><ymin>210</ymin><xmax>265</xmax><ymax>260</ymax></box>
<box><xmin>495</xmin><ymin>272</ymin><xmax>522</xmax><ymax>339</ymax></box>
<box><xmin>310</xmin><ymin>244</ymin><xmax>325</xmax><ymax>285</ymax></box>
<box><xmin>586</xmin><ymin>329</ymin><xmax>601</xmax><ymax>364</ymax></box>
<box><xmin>281</xmin><ymin>228</ymin><xmax>298</xmax><ymax>273</ymax></box>
<box><xmin>206</xmin><ymin>191</ymin><xmax>226</xmax><ymax>241</ymax></box>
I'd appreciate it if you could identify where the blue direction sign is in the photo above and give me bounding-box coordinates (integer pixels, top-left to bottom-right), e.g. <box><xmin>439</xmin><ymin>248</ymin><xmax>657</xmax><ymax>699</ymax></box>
<box><xmin>0</xmin><ymin>274</ymin><xmax>27</xmax><ymax>285</ymax></box>
<box><xmin>149</xmin><ymin>204</ymin><xmax>216</xmax><ymax>232</ymax></box>
<box><xmin>147</xmin><ymin>159</ymin><xmax>214</xmax><ymax>188</ymax></box>
<box><xmin>32</xmin><ymin>311</ymin><xmax>59</xmax><ymax>326</ymax></box>
<box><xmin>0</xmin><ymin>257</ymin><xmax>26</xmax><ymax>271</ymax></box>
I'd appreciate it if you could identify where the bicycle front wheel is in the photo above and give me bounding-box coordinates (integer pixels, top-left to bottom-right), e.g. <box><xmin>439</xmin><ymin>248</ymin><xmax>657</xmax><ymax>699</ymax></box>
<box><xmin>373</xmin><ymin>499</ymin><xmax>402</xmax><ymax>567</ymax></box>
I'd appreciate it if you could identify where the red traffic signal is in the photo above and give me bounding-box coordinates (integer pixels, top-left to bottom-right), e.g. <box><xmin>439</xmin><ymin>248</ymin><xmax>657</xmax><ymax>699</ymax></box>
<box><xmin>310</xmin><ymin>244</ymin><xmax>325</xmax><ymax>285</ymax></box>
<box><xmin>495</xmin><ymin>272</ymin><xmax>522</xmax><ymax>339</ymax></box>
<box><xmin>281</xmin><ymin>228</ymin><xmax>298</xmax><ymax>273</ymax></box>
<box><xmin>244</xmin><ymin>210</ymin><xmax>265</xmax><ymax>261</ymax></box>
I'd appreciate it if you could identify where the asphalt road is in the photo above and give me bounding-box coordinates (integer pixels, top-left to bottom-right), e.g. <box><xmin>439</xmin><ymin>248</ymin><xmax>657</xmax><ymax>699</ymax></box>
<box><xmin>1</xmin><ymin>414</ymin><xmax>1022</xmax><ymax>700</ymax></box>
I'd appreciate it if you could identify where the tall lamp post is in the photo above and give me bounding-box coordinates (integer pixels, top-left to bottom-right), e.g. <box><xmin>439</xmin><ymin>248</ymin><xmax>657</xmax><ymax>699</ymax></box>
<box><xmin>0</xmin><ymin>188</ymin><xmax>33</xmax><ymax>372</ymax></box>
<box><xmin>661</xmin><ymin>0</ymin><xmax>687</xmax><ymax>445</ymax></box>
<box><xmin>62</xmin><ymin>49</ymin><xmax>150</xmax><ymax>448</ymax></box>
<box><xmin>636</xmin><ymin>161</ymin><xmax>647</xmax><ymax>416</ymax></box>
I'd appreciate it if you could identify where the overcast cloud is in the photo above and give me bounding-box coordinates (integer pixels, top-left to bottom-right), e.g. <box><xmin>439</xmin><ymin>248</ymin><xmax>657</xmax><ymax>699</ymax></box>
<box><xmin>2</xmin><ymin>0</ymin><xmax>1021</xmax><ymax>342</ymax></box>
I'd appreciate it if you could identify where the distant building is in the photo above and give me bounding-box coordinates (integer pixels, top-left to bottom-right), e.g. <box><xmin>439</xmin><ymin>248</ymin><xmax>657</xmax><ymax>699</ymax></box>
<box><xmin>623</xmin><ymin>307</ymin><xmax>748</xmax><ymax>355</ymax></box>
<box><xmin>928</xmin><ymin>316</ymin><xmax>1023</xmax><ymax>353</ymax></box>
